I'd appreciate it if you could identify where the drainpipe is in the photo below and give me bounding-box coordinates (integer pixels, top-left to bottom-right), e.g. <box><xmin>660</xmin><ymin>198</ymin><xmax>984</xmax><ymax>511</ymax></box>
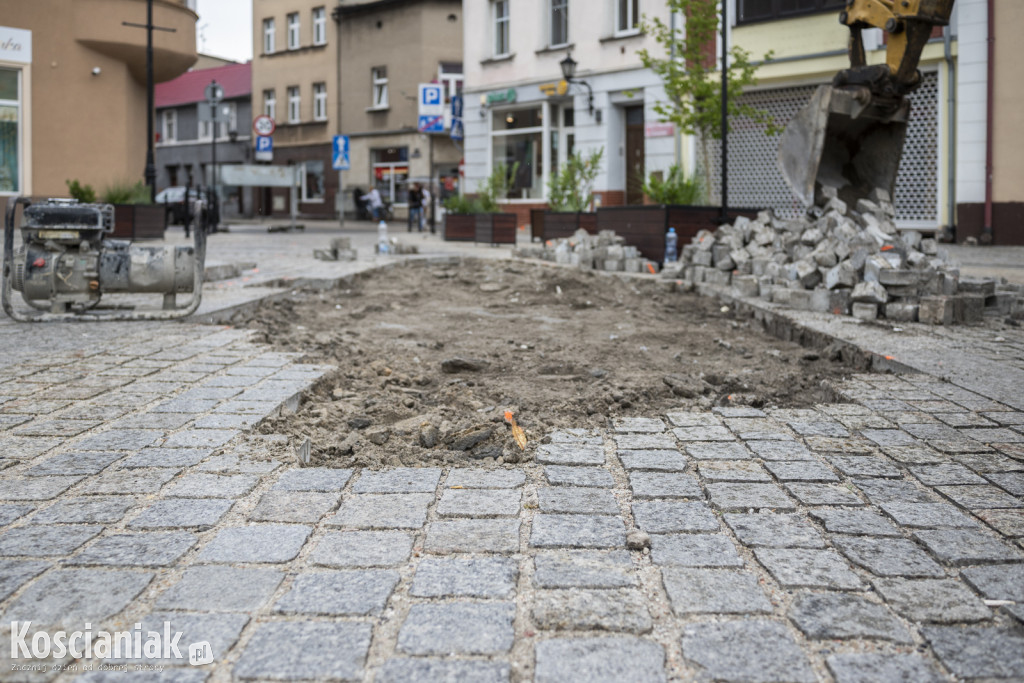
<box><xmin>943</xmin><ymin>24</ymin><xmax>956</xmax><ymax>242</ymax></box>
<box><xmin>982</xmin><ymin>0</ymin><xmax>995</xmax><ymax>244</ymax></box>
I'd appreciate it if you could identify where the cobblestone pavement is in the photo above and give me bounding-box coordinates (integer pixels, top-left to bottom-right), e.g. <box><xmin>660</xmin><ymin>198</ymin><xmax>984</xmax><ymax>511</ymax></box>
<box><xmin>0</xmin><ymin>232</ymin><xmax>1023</xmax><ymax>681</ymax></box>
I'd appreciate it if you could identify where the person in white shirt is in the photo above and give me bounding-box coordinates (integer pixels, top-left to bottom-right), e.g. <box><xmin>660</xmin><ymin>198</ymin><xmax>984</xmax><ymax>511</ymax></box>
<box><xmin>360</xmin><ymin>187</ymin><xmax>384</xmax><ymax>221</ymax></box>
<box><xmin>419</xmin><ymin>186</ymin><xmax>431</xmax><ymax>232</ymax></box>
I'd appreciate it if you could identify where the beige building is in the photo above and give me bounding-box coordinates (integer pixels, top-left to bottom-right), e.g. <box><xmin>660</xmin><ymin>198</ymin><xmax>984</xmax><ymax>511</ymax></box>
<box><xmin>251</xmin><ymin>0</ymin><xmax>338</xmax><ymax>218</ymax></box>
<box><xmin>336</xmin><ymin>0</ymin><xmax>462</xmax><ymax>222</ymax></box>
<box><xmin>0</xmin><ymin>0</ymin><xmax>197</xmax><ymax>216</ymax></box>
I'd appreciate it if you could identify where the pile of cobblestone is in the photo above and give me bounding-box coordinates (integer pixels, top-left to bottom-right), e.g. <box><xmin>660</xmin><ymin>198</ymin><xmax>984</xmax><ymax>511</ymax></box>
<box><xmin>671</xmin><ymin>187</ymin><xmax>1024</xmax><ymax>324</ymax></box>
<box><xmin>516</xmin><ymin>230</ymin><xmax>660</xmax><ymax>274</ymax></box>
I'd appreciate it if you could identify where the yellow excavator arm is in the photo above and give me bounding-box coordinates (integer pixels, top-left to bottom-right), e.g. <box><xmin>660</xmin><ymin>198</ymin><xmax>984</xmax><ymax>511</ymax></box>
<box><xmin>838</xmin><ymin>0</ymin><xmax>956</xmax><ymax>96</ymax></box>
<box><xmin>778</xmin><ymin>0</ymin><xmax>956</xmax><ymax>208</ymax></box>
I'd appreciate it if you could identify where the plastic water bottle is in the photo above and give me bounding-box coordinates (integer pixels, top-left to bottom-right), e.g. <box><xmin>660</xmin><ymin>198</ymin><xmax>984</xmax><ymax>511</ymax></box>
<box><xmin>377</xmin><ymin>220</ymin><xmax>389</xmax><ymax>254</ymax></box>
<box><xmin>664</xmin><ymin>227</ymin><xmax>678</xmax><ymax>264</ymax></box>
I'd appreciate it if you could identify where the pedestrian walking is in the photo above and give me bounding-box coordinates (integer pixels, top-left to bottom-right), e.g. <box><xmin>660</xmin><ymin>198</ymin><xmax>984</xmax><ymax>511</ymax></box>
<box><xmin>408</xmin><ymin>183</ymin><xmax>423</xmax><ymax>233</ymax></box>
<box><xmin>361</xmin><ymin>187</ymin><xmax>385</xmax><ymax>222</ymax></box>
<box><xmin>420</xmin><ymin>184</ymin><xmax>431</xmax><ymax>232</ymax></box>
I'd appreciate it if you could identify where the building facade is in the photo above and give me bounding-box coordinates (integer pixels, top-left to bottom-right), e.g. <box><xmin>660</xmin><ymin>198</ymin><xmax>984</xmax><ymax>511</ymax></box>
<box><xmin>462</xmin><ymin>0</ymin><xmax>674</xmax><ymax>224</ymax></box>
<box><xmin>0</xmin><ymin>0</ymin><xmax>197</xmax><ymax>216</ymax></box>
<box><xmin>686</xmin><ymin>0</ymin><xmax>1023</xmax><ymax>243</ymax></box>
<box><xmin>334</xmin><ymin>0</ymin><xmax>463</xmax><ymax>221</ymax></box>
<box><xmin>251</xmin><ymin>0</ymin><xmax>338</xmax><ymax>218</ymax></box>
<box><xmin>155</xmin><ymin>61</ymin><xmax>253</xmax><ymax>219</ymax></box>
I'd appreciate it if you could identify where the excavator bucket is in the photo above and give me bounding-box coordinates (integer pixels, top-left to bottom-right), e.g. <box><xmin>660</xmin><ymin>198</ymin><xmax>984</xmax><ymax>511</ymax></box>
<box><xmin>778</xmin><ymin>85</ymin><xmax>910</xmax><ymax>208</ymax></box>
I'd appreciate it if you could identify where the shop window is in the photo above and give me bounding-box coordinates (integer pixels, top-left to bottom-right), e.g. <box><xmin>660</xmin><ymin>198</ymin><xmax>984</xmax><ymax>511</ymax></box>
<box><xmin>492</xmin><ymin>108</ymin><xmax>542</xmax><ymax>132</ymax></box>
<box><xmin>264</xmin><ymin>89</ymin><xmax>276</xmax><ymax>120</ymax></box>
<box><xmin>263</xmin><ymin>18</ymin><xmax>275</xmax><ymax>54</ymax></box>
<box><xmin>313</xmin><ymin>83</ymin><xmax>327</xmax><ymax>121</ymax></box>
<box><xmin>739</xmin><ymin>0</ymin><xmax>845</xmax><ymax>23</ymax></box>
<box><xmin>0</xmin><ymin>68</ymin><xmax>20</xmax><ymax>194</ymax></box>
<box><xmin>302</xmin><ymin>160</ymin><xmax>325</xmax><ymax>201</ymax></box>
<box><xmin>493</xmin><ymin>0</ymin><xmax>510</xmax><ymax>57</ymax></box>
<box><xmin>287</xmin><ymin>13</ymin><xmax>300</xmax><ymax>50</ymax></box>
<box><xmin>550</xmin><ymin>0</ymin><xmax>568</xmax><ymax>47</ymax></box>
<box><xmin>288</xmin><ymin>86</ymin><xmax>300</xmax><ymax>123</ymax></box>
<box><xmin>371</xmin><ymin>147</ymin><xmax>409</xmax><ymax>204</ymax></box>
<box><xmin>312</xmin><ymin>7</ymin><xmax>326</xmax><ymax>45</ymax></box>
<box><xmin>616</xmin><ymin>0</ymin><xmax>639</xmax><ymax>34</ymax></box>
<box><xmin>371</xmin><ymin>67</ymin><xmax>388</xmax><ymax>109</ymax></box>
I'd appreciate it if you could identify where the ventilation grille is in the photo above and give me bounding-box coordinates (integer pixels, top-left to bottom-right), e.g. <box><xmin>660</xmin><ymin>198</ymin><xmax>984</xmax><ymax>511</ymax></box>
<box><xmin>696</xmin><ymin>72</ymin><xmax>940</xmax><ymax>224</ymax></box>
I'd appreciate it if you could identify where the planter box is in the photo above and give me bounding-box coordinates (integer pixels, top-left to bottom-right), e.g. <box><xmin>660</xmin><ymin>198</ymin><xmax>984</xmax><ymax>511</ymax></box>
<box><xmin>596</xmin><ymin>205</ymin><xmax>759</xmax><ymax>264</ymax></box>
<box><xmin>533</xmin><ymin>211</ymin><xmax>597</xmax><ymax>243</ymax></box>
<box><xmin>445</xmin><ymin>213</ymin><xmax>516</xmax><ymax>245</ymax></box>
<box><xmin>112</xmin><ymin>204</ymin><xmax>166</xmax><ymax>240</ymax></box>
<box><xmin>444</xmin><ymin>214</ymin><xmax>476</xmax><ymax>241</ymax></box>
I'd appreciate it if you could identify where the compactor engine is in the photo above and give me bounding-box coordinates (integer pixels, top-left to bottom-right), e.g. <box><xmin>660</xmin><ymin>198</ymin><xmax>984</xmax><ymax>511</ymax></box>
<box><xmin>3</xmin><ymin>197</ymin><xmax>205</xmax><ymax>321</ymax></box>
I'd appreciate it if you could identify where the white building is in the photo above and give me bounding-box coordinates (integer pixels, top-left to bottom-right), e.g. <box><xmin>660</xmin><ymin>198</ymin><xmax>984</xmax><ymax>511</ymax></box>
<box><xmin>462</xmin><ymin>0</ymin><xmax>675</xmax><ymax>222</ymax></box>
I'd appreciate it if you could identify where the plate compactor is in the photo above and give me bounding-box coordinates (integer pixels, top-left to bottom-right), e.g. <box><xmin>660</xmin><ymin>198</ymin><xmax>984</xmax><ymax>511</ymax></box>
<box><xmin>3</xmin><ymin>197</ymin><xmax>205</xmax><ymax>322</ymax></box>
<box><xmin>778</xmin><ymin>0</ymin><xmax>955</xmax><ymax>208</ymax></box>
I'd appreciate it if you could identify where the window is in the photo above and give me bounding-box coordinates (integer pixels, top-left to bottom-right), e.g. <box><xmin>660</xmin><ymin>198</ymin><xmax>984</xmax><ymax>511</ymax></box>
<box><xmin>371</xmin><ymin>67</ymin><xmax>388</xmax><ymax>109</ymax></box>
<box><xmin>288</xmin><ymin>86</ymin><xmax>301</xmax><ymax>123</ymax></box>
<box><xmin>738</xmin><ymin>0</ymin><xmax>845</xmax><ymax>23</ymax></box>
<box><xmin>162</xmin><ymin>110</ymin><xmax>177</xmax><ymax>143</ymax></box>
<box><xmin>313</xmin><ymin>82</ymin><xmax>327</xmax><ymax>121</ymax></box>
<box><xmin>491</xmin><ymin>106</ymin><xmax>544</xmax><ymax>199</ymax></box>
<box><xmin>439</xmin><ymin>62</ymin><xmax>463</xmax><ymax>101</ymax></box>
<box><xmin>493</xmin><ymin>0</ymin><xmax>510</xmax><ymax>57</ymax></box>
<box><xmin>301</xmin><ymin>160</ymin><xmax>325</xmax><ymax>201</ymax></box>
<box><xmin>312</xmin><ymin>7</ymin><xmax>327</xmax><ymax>45</ymax></box>
<box><xmin>263</xmin><ymin>89</ymin><xmax>276</xmax><ymax>120</ymax></box>
<box><xmin>550</xmin><ymin>0</ymin><xmax>568</xmax><ymax>47</ymax></box>
<box><xmin>263</xmin><ymin>18</ymin><xmax>275</xmax><ymax>54</ymax></box>
<box><xmin>287</xmin><ymin>12</ymin><xmax>300</xmax><ymax>50</ymax></box>
<box><xmin>371</xmin><ymin>147</ymin><xmax>409</xmax><ymax>204</ymax></box>
<box><xmin>617</xmin><ymin>0</ymin><xmax>639</xmax><ymax>34</ymax></box>
<box><xmin>198</xmin><ymin>102</ymin><xmax>237</xmax><ymax>140</ymax></box>
<box><xmin>0</xmin><ymin>68</ymin><xmax>21</xmax><ymax>194</ymax></box>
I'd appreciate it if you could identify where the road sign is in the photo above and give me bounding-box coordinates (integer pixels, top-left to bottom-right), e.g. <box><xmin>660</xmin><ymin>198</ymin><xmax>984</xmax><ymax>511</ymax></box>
<box><xmin>205</xmin><ymin>81</ymin><xmax>224</xmax><ymax>104</ymax></box>
<box><xmin>332</xmin><ymin>135</ymin><xmax>350</xmax><ymax>170</ymax></box>
<box><xmin>419</xmin><ymin>84</ymin><xmax>444</xmax><ymax>113</ymax></box>
<box><xmin>253</xmin><ymin>115</ymin><xmax>276</xmax><ymax>137</ymax></box>
<box><xmin>449</xmin><ymin>118</ymin><xmax>464</xmax><ymax>142</ymax></box>
<box><xmin>451</xmin><ymin>94</ymin><xmax>463</xmax><ymax>119</ymax></box>
<box><xmin>418</xmin><ymin>115</ymin><xmax>444</xmax><ymax>133</ymax></box>
<box><xmin>255</xmin><ymin>135</ymin><xmax>273</xmax><ymax>162</ymax></box>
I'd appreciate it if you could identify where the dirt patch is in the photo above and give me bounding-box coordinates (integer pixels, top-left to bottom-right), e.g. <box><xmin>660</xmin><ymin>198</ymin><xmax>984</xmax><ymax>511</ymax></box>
<box><xmin>232</xmin><ymin>258</ymin><xmax>852</xmax><ymax>468</ymax></box>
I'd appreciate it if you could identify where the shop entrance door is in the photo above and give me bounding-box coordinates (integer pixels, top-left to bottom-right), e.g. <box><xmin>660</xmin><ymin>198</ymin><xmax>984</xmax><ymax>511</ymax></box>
<box><xmin>625</xmin><ymin>106</ymin><xmax>645</xmax><ymax>205</ymax></box>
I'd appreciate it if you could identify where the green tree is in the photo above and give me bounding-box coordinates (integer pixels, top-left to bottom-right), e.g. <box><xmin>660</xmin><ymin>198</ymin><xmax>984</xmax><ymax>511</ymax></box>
<box><xmin>547</xmin><ymin>148</ymin><xmax>604</xmax><ymax>212</ymax></box>
<box><xmin>637</xmin><ymin>0</ymin><xmax>779</xmax><ymax>196</ymax></box>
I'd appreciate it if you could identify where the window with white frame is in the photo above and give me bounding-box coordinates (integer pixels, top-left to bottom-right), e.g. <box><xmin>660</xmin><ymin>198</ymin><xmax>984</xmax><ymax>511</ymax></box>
<box><xmin>161</xmin><ymin>110</ymin><xmax>177</xmax><ymax>143</ymax></box>
<box><xmin>198</xmin><ymin>102</ymin><xmax>237</xmax><ymax>140</ymax></box>
<box><xmin>263</xmin><ymin>89</ymin><xmax>276</xmax><ymax>120</ymax></box>
<box><xmin>288</xmin><ymin>86</ymin><xmax>300</xmax><ymax>123</ymax></box>
<box><xmin>438</xmin><ymin>62</ymin><xmax>463</xmax><ymax>102</ymax></box>
<box><xmin>312</xmin><ymin>7</ymin><xmax>327</xmax><ymax>45</ymax></box>
<box><xmin>263</xmin><ymin>18</ymin><xmax>275</xmax><ymax>54</ymax></box>
<box><xmin>616</xmin><ymin>0</ymin><xmax>640</xmax><ymax>33</ymax></box>
<box><xmin>287</xmin><ymin>13</ymin><xmax>300</xmax><ymax>50</ymax></box>
<box><xmin>371</xmin><ymin>67</ymin><xmax>388</xmax><ymax>109</ymax></box>
<box><xmin>493</xmin><ymin>0</ymin><xmax>510</xmax><ymax>57</ymax></box>
<box><xmin>302</xmin><ymin>160</ymin><xmax>325</xmax><ymax>201</ymax></box>
<box><xmin>550</xmin><ymin>0</ymin><xmax>568</xmax><ymax>47</ymax></box>
<box><xmin>313</xmin><ymin>82</ymin><xmax>327</xmax><ymax>121</ymax></box>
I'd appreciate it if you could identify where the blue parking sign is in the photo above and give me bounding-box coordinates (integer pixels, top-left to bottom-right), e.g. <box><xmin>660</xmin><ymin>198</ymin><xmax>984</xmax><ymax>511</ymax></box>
<box><xmin>332</xmin><ymin>135</ymin><xmax>350</xmax><ymax>170</ymax></box>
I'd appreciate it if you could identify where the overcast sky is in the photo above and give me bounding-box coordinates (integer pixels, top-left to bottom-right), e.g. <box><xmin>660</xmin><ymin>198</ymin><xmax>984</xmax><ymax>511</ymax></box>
<box><xmin>195</xmin><ymin>0</ymin><xmax>253</xmax><ymax>63</ymax></box>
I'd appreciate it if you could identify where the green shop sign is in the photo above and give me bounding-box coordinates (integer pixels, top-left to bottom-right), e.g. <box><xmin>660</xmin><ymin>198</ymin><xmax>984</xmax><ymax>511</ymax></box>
<box><xmin>486</xmin><ymin>88</ymin><xmax>517</xmax><ymax>105</ymax></box>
